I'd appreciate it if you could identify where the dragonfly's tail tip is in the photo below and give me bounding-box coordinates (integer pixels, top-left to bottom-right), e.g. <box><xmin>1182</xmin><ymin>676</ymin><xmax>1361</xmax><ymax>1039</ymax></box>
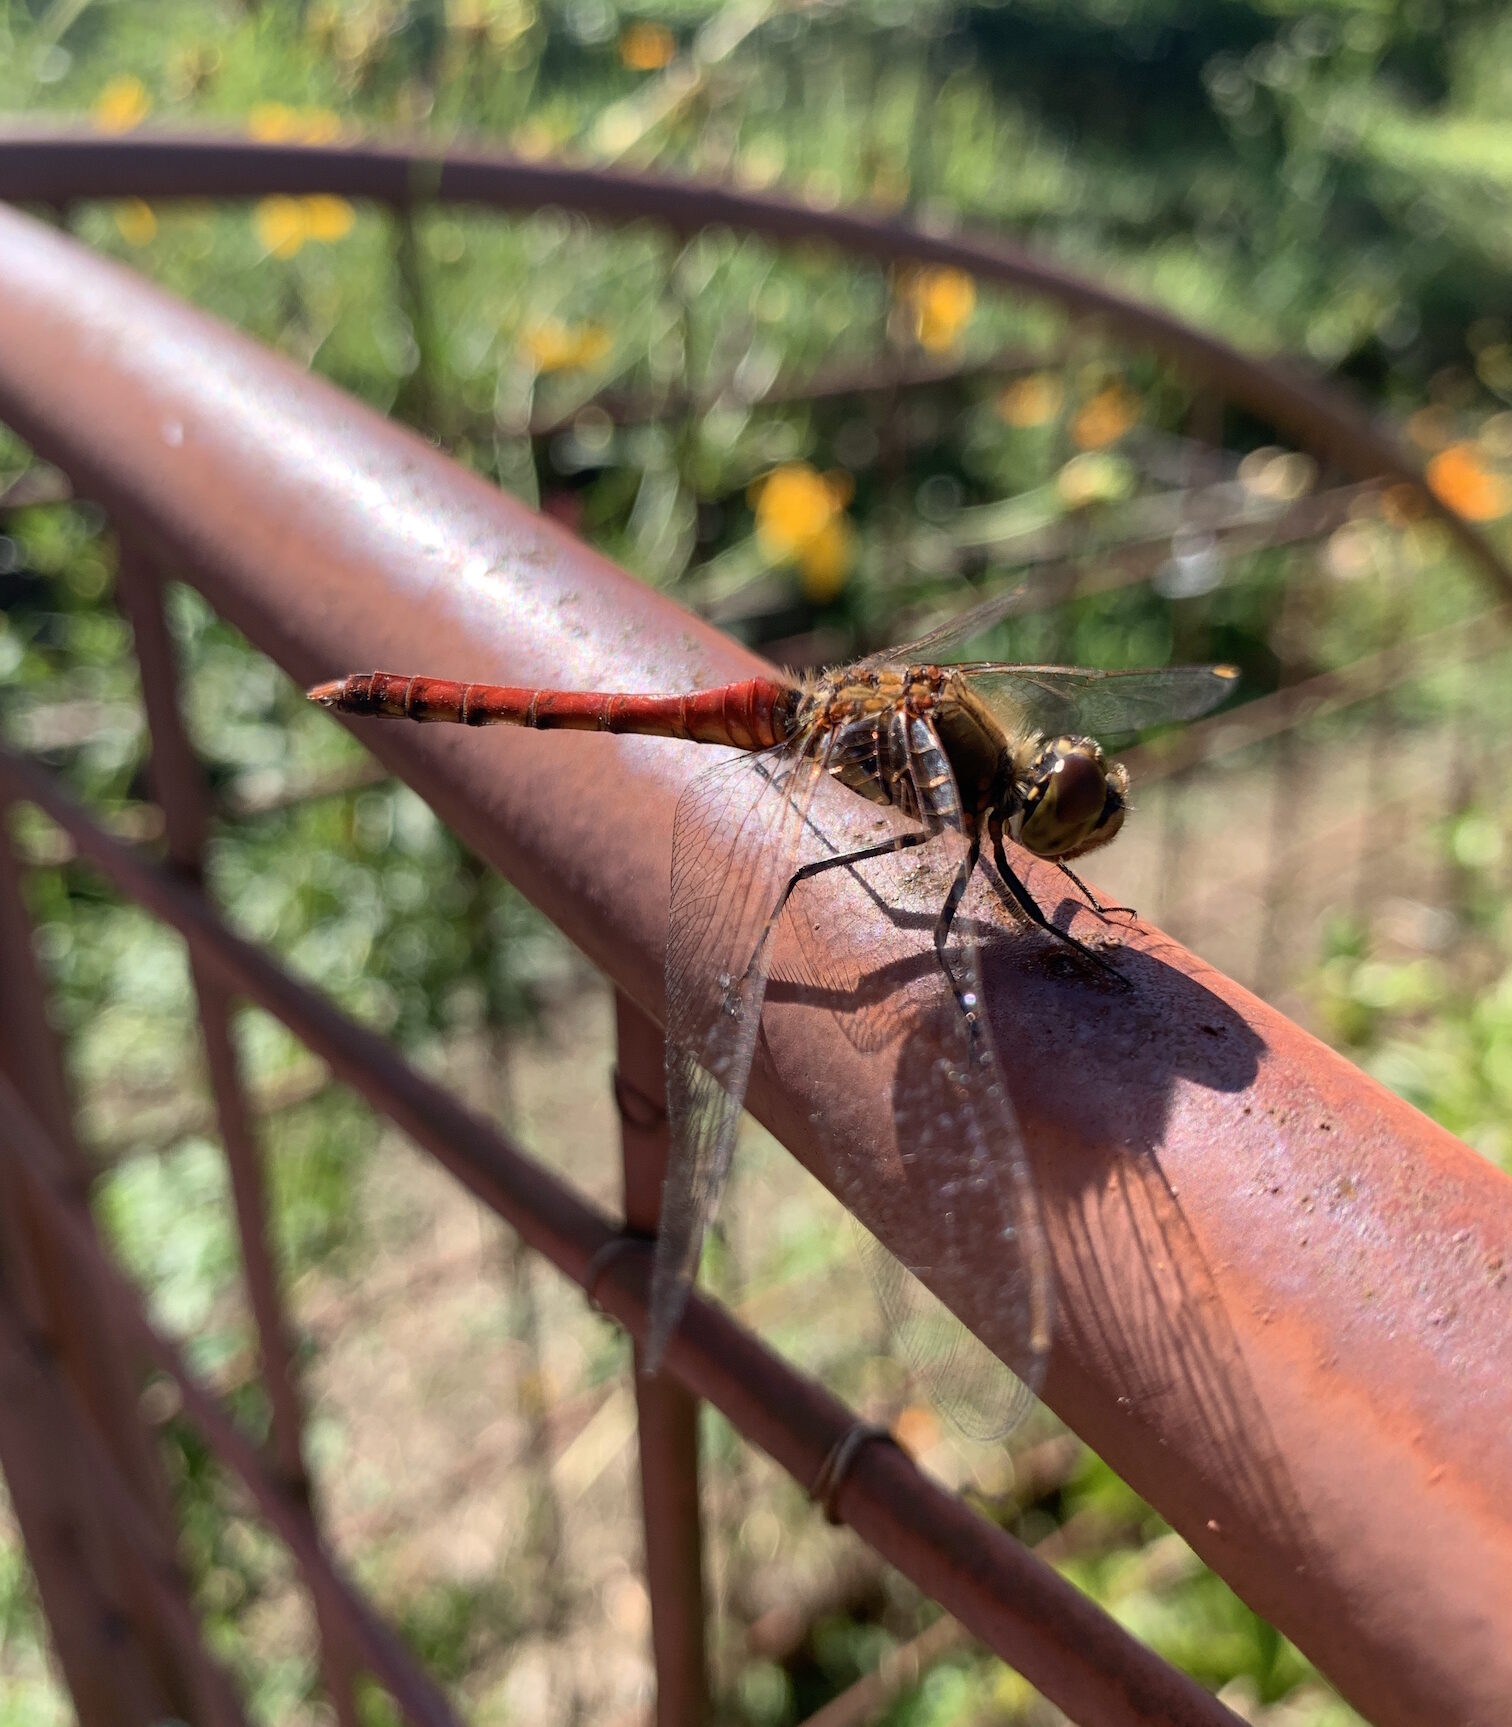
<box><xmin>306</xmin><ymin>679</ymin><xmax>346</xmax><ymax>708</ymax></box>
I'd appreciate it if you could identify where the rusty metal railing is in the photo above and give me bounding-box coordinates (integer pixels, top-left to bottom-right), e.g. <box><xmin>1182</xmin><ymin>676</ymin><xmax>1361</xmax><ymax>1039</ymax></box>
<box><xmin>2</xmin><ymin>173</ymin><xmax>1512</xmax><ymax>1727</ymax></box>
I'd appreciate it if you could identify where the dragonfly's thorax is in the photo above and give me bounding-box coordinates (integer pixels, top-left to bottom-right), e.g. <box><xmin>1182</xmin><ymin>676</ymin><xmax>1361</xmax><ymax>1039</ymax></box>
<box><xmin>798</xmin><ymin>665</ymin><xmax>1001</xmax><ymax>824</ymax></box>
<box><xmin>796</xmin><ymin>664</ymin><xmax>1131</xmax><ymax>858</ymax></box>
<box><xmin>1002</xmin><ymin>735</ymin><xmax>1129</xmax><ymax>860</ymax></box>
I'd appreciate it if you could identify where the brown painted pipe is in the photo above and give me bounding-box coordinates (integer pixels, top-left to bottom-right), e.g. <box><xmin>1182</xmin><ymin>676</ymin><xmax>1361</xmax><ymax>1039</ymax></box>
<box><xmin>2</xmin><ymin>204</ymin><xmax>1510</xmax><ymax>1725</ymax></box>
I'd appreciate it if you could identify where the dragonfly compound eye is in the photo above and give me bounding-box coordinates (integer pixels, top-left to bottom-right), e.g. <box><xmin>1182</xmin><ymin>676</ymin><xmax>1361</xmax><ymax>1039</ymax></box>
<box><xmin>1019</xmin><ymin>738</ymin><xmax>1125</xmax><ymax>858</ymax></box>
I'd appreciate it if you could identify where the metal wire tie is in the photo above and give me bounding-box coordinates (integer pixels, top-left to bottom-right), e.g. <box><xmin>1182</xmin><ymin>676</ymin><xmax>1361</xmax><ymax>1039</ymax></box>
<box><xmin>582</xmin><ymin>1230</ymin><xmax>656</xmax><ymax>1316</ymax></box>
<box><xmin>810</xmin><ymin>1422</ymin><xmax>901</xmax><ymax>1525</ymax></box>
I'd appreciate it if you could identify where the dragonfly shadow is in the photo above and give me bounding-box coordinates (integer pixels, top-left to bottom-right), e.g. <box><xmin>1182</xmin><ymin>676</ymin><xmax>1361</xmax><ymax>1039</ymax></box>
<box><xmin>769</xmin><ymin>844</ymin><xmax>1307</xmax><ymax>1553</ymax></box>
<box><xmin>967</xmin><ymin>933</ymin><xmax>1310</xmax><ymax>1558</ymax></box>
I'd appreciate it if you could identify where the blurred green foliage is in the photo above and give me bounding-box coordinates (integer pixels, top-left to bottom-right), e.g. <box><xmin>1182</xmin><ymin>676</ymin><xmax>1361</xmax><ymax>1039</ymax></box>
<box><xmin>3</xmin><ymin>0</ymin><xmax>1511</xmax><ymax>1722</ymax></box>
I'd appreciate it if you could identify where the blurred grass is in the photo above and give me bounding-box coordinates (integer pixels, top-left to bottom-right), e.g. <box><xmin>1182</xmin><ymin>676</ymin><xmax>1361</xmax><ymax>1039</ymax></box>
<box><xmin>3</xmin><ymin>0</ymin><xmax>1512</xmax><ymax>1722</ymax></box>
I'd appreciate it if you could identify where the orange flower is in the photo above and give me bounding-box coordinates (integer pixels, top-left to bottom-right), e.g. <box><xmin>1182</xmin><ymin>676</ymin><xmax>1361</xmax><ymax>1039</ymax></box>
<box><xmin>1071</xmin><ymin>383</ymin><xmax>1139</xmax><ymax>450</ymax></box>
<box><xmin>92</xmin><ymin>74</ymin><xmax>151</xmax><ymax>134</ymax></box>
<box><xmin>901</xmin><ymin>267</ymin><xmax>976</xmax><ymax>353</ymax></box>
<box><xmin>752</xmin><ymin>463</ymin><xmax>856</xmax><ymax>601</ymax></box>
<box><xmin>1426</xmin><ymin>443</ymin><xmax>1512</xmax><ymax>522</ymax></box>
<box><xmin>520</xmin><ymin>320</ymin><xmax>613</xmax><ymax>373</ymax></box>
<box><xmin>998</xmin><ymin>372</ymin><xmax>1063</xmax><ymax>429</ymax></box>
<box><xmin>893</xmin><ymin>1404</ymin><xmax>941</xmax><ymax>1457</ymax></box>
<box><xmin>619</xmin><ymin>21</ymin><xmax>677</xmax><ymax>70</ymax></box>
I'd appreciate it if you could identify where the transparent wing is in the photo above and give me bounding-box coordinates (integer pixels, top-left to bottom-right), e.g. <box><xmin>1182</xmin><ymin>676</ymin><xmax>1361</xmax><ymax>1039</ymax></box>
<box><xmin>850</xmin><ymin>581</ymin><xmax>1035</xmax><ymax>672</ymax></box>
<box><xmin>961</xmin><ymin>662</ymin><xmax>1239</xmax><ymax>744</ymax></box>
<box><xmin>853</xmin><ymin>1221</ymin><xmax>1039</xmax><ymax>1442</ymax></box>
<box><xmin>649</xmin><ymin>735</ymin><xmax>832</xmax><ymax>1367</ymax></box>
<box><xmin>826</xmin><ymin>710</ymin><xmax>1052</xmax><ymax>1438</ymax></box>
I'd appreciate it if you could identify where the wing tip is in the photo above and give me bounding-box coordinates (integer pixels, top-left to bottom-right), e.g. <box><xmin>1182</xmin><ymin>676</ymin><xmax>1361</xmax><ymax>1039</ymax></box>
<box><xmin>642</xmin><ymin>1248</ymin><xmax>692</xmax><ymax>1374</ymax></box>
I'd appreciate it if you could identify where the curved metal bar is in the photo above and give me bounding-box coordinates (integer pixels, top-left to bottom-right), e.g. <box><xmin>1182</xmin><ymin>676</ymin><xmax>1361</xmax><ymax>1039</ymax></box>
<box><xmin>0</xmin><ymin>126</ymin><xmax>1508</xmax><ymax>605</ymax></box>
<box><xmin>2</xmin><ymin>205</ymin><xmax>1511</xmax><ymax>1727</ymax></box>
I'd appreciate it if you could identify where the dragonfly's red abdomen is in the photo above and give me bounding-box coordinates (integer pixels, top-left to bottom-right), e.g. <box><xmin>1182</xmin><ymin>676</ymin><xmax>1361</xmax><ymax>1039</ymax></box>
<box><xmin>308</xmin><ymin>672</ymin><xmax>797</xmax><ymax>750</ymax></box>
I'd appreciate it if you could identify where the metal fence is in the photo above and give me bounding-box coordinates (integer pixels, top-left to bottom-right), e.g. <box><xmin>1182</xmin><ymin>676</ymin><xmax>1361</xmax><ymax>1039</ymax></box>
<box><xmin>2</xmin><ymin>141</ymin><xmax>1512</xmax><ymax>1727</ymax></box>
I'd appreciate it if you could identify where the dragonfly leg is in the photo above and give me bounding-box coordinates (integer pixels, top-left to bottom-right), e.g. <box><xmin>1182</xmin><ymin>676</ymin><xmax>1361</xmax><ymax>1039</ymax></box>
<box><xmin>989</xmin><ymin>817</ymin><xmax>1128</xmax><ymax>986</ymax></box>
<box><xmin>930</xmin><ymin>835</ymin><xmax>986</xmax><ymax>1038</ymax></box>
<box><xmin>1056</xmin><ymin>860</ymin><xmax>1136</xmax><ymax>923</ymax></box>
<box><xmin>734</xmin><ymin>828</ymin><xmax>936</xmax><ymax>992</ymax></box>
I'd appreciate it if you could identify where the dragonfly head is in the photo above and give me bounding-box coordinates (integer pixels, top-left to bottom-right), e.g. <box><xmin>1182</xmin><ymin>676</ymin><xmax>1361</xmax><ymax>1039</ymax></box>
<box><xmin>1013</xmin><ymin>736</ymin><xmax>1129</xmax><ymax>860</ymax></box>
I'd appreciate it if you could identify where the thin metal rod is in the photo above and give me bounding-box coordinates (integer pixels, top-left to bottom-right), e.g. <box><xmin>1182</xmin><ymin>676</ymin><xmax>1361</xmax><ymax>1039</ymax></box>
<box><xmin>616</xmin><ymin>992</ymin><xmax>710</xmax><ymax>1727</ymax></box>
<box><xmin>111</xmin><ymin>544</ymin><xmax>363</xmax><ymax>1727</ymax></box>
<box><xmin>0</xmin><ymin>1075</ymin><xmax>463</xmax><ymax>1727</ymax></box>
<box><xmin>0</xmin><ymin>746</ymin><xmax>1245</xmax><ymax>1727</ymax></box>
<box><xmin>0</xmin><ymin>1287</ymin><xmax>251</xmax><ymax>1727</ymax></box>
<box><xmin>0</xmin><ymin>129</ymin><xmax>1507</xmax><ymax>604</ymax></box>
<box><xmin>0</xmin><ymin>801</ymin><xmax>211</xmax><ymax>1724</ymax></box>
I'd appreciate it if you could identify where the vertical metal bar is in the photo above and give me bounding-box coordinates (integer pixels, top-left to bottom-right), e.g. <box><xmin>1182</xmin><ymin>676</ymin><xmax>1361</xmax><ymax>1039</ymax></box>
<box><xmin>0</xmin><ymin>1273</ymin><xmax>251</xmax><ymax>1727</ymax></box>
<box><xmin>614</xmin><ymin>991</ymin><xmax>710</xmax><ymax>1727</ymax></box>
<box><xmin>0</xmin><ymin>1236</ymin><xmax>166</xmax><ymax>1727</ymax></box>
<box><xmin>0</xmin><ymin>802</ymin><xmax>194</xmax><ymax>1725</ymax></box>
<box><xmin>111</xmin><ymin>544</ymin><xmax>363</xmax><ymax>1727</ymax></box>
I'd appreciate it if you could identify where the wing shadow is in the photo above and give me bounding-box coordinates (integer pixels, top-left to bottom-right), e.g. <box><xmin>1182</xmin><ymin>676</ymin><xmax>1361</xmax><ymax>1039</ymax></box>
<box><xmin>763</xmin><ymin>821</ymin><xmax>1308</xmax><ymax>1551</ymax></box>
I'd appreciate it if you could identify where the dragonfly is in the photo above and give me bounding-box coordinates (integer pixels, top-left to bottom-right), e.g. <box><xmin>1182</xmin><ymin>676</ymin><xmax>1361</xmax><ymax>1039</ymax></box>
<box><xmin>309</xmin><ymin>589</ymin><xmax>1237</xmax><ymax>1436</ymax></box>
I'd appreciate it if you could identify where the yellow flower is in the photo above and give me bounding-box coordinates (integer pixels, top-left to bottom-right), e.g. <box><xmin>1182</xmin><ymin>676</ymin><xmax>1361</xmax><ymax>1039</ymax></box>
<box><xmin>248</xmin><ymin>102</ymin><xmax>299</xmax><ymax>142</ymax></box>
<box><xmin>1071</xmin><ymin>383</ymin><xmax>1140</xmax><ymax>450</ymax></box>
<box><xmin>997</xmin><ymin>372</ymin><xmax>1063</xmax><ymax>429</ymax></box>
<box><xmin>1426</xmin><ymin>442</ymin><xmax>1512</xmax><ymax>522</ymax></box>
<box><xmin>900</xmin><ymin>266</ymin><xmax>976</xmax><ymax>353</ymax></box>
<box><xmin>302</xmin><ymin>194</ymin><xmax>356</xmax><ymax>241</ymax></box>
<box><xmin>248</xmin><ymin>103</ymin><xmax>342</xmax><ymax>144</ymax></box>
<box><xmin>254</xmin><ymin>197</ymin><xmax>308</xmax><ymax>259</ymax></box>
<box><xmin>113</xmin><ymin>199</ymin><xmax>158</xmax><ymax>247</ymax></box>
<box><xmin>253</xmin><ymin>193</ymin><xmax>357</xmax><ymax>259</ymax></box>
<box><xmin>753</xmin><ymin>463</ymin><xmax>855</xmax><ymax>601</ymax></box>
<box><xmin>300</xmin><ymin>109</ymin><xmax>343</xmax><ymax>144</ymax></box>
<box><xmin>92</xmin><ymin>74</ymin><xmax>151</xmax><ymax>135</ymax></box>
<box><xmin>521</xmin><ymin>320</ymin><xmax>613</xmax><ymax>373</ymax></box>
<box><xmin>619</xmin><ymin>21</ymin><xmax>677</xmax><ymax>70</ymax></box>
<box><xmin>796</xmin><ymin>515</ymin><xmax>855</xmax><ymax>603</ymax></box>
<box><xmin>1056</xmin><ymin>451</ymin><xmax>1135</xmax><ymax>509</ymax></box>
